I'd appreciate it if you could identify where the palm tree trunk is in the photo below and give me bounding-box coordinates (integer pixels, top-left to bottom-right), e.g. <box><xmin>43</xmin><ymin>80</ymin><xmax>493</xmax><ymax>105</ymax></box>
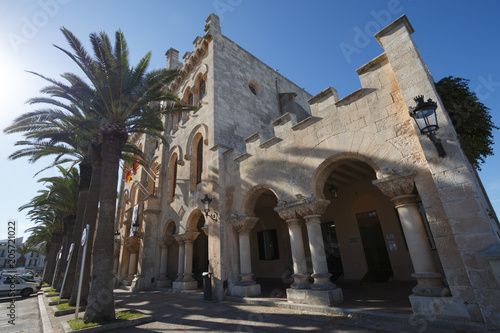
<box><xmin>84</xmin><ymin>125</ymin><xmax>126</xmax><ymax>323</ymax></box>
<box><xmin>68</xmin><ymin>155</ymin><xmax>101</xmax><ymax>306</ymax></box>
<box><xmin>55</xmin><ymin>214</ymin><xmax>76</xmax><ymax>291</ymax></box>
<box><xmin>45</xmin><ymin>231</ymin><xmax>63</xmax><ymax>285</ymax></box>
<box><xmin>61</xmin><ymin>162</ymin><xmax>92</xmax><ymax>299</ymax></box>
<box><xmin>43</xmin><ymin>242</ymin><xmax>54</xmax><ymax>284</ymax></box>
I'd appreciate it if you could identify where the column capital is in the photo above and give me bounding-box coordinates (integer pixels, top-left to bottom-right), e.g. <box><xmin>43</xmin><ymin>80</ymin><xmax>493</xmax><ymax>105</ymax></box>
<box><xmin>174</xmin><ymin>234</ymin><xmax>186</xmax><ymax>244</ymax></box>
<box><xmin>159</xmin><ymin>236</ymin><xmax>174</xmax><ymax>248</ymax></box>
<box><xmin>229</xmin><ymin>216</ymin><xmax>259</xmax><ymax>233</ymax></box>
<box><xmin>296</xmin><ymin>198</ymin><xmax>330</xmax><ymax>218</ymax></box>
<box><xmin>184</xmin><ymin>231</ymin><xmax>200</xmax><ymax>243</ymax></box>
<box><xmin>274</xmin><ymin>197</ymin><xmax>330</xmax><ymax>220</ymax></box>
<box><xmin>124</xmin><ymin>236</ymin><xmax>140</xmax><ymax>254</ymax></box>
<box><xmin>372</xmin><ymin>171</ymin><xmax>416</xmax><ymax>198</ymax></box>
<box><xmin>274</xmin><ymin>205</ymin><xmax>298</xmax><ymax>221</ymax></box>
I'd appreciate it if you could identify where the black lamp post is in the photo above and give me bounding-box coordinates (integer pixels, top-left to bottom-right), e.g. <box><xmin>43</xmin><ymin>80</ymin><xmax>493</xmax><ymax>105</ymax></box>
<box><xmin>410</xmin><ymin>95</ymin><xmax>446</xmax><ymax>157</ymax></box>
<box><xmin>201</xmin><ymin>194</ymin><xmax>219</xmax><ymax>222</ymax></box>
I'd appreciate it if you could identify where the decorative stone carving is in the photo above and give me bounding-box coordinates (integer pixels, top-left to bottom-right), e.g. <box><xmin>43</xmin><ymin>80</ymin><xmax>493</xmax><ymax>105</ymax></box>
<box><xmin>274</xmin><ymin>197</ymin><xmax>330</xmax><ymax>220</ymax></box>
<box><xmin>230</xmin><ymin>216</ymin><xmax>258</xmax><ymax>233</ymax></box>
<box><xmin>372</xmin><ymin>171</ymin><xmax>416</xmax><ymax>198</ymax></box>
<box><xmin>124</xmin><ymin>236</ymin><xmax>140</xmax><ymax>254</ymax></box>
<box><xmin>174</xmin><ymin>234</ymin><xmax>186</xmax><ymax>244</ymax></box>
<box><xmin>274</xmin><ymin>205</ymin><xmax>298</xmax><ymax>221</ymax></box>
<box><xmin>184</xmin><ymin>231</ymin><xmax>200</xmax><ymax>243</ymax></box>
<box><xmin>159</xmin><ymin>236</ymin><xmax>174</xmax><ymax>248</ymax></box>
<box><xmin>295</xmin><ymin>198</ymin><xmax>330</xmax><ymax>218</ymax></box>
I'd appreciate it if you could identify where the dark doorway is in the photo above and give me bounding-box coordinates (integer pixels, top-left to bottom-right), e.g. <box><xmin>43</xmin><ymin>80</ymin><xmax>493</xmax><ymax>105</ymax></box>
<box><xmin>321</xmin><ymin>221</ymin><xmax>344</xmax><ymax>280</ymax></box>
<box><xmin>193</xmin><ymin>216</ymin><xmax>208</xmax><ymax>288</ymax></box>
<box><xmin>356</xmin><ymin>211</ymin><xmax>392</xmax><ymax>282</ymax></box>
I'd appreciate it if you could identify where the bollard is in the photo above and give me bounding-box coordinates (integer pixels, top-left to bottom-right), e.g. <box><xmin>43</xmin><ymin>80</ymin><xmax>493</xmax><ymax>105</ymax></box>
<box><xmin>202</xmin><ymin>272</ymin><xmax>212</xmax><ymax>301</ymax></box>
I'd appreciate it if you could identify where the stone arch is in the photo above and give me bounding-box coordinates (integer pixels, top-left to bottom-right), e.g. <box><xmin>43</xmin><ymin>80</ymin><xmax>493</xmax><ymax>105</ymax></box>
<box><xmin>186</xmin><ymin>124</ymin><xmax>209</xmax><ymax>158</ymax></box>
<box><xmin>162</xmin><ymin>219</ymin><xmax>177</xmax><ymax>237</ymax></box>
<box><xmin>167</xmin><ymin>151</ymin><xmax>179</xmax><ymax>204</ymax></box>
<box><xmin>186</xmin><ymin>209</ymin><xmax>205</xmax><ymax>233</ymax></box>
<box><xmin>310</xmin><ymin>153</ymin><xmax>380</xmax><ymax>199</ymax></box>
<box><xmin>119</xmin><ymin>190</ymin><xmax>129</xmax><ymax>227</ymax></box>
<box><xmin>187</xmin><ymin>125</ymin><xmax>208</xmax><ymax>191</ymax></box>
<box><xmin>241</xmin><ymin>184</ymin><xmax>280</xmax><ymax>217</ymax></box>
<box><xmin>147</xmin><ymin>156</ymin><xmax>160</xmax><ymax>196</ymax></box>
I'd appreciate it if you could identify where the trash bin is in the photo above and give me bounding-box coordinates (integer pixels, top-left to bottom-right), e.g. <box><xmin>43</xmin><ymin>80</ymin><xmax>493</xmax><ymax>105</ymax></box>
<box><xmin>202</xmin><ymin>272</ymin><xmax>212</xmax><ymax>301</ymax></box>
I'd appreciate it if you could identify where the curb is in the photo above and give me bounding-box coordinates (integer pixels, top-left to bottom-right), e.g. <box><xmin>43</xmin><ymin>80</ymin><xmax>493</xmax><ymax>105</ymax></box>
<box><xmin>53</xmin><ymin>305</ymin><xmax>86</xmax><ymax>316</ymax></box>
<box><xmin>38</xmin><ymin>294</ymin><xmax>54</xmax><ymax>333</ymax></box>
<box><xmin>60</xmin><ymin>314</ymin><xmax>153</xmax><ymax>332</ymax></box>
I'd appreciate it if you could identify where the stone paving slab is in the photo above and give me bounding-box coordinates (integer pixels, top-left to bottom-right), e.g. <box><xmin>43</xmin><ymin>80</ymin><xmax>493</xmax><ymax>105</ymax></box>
<box><xmin>38</xmin><ymin>288</ymin><xmax>487</xmax><ymax>333</ymax></box>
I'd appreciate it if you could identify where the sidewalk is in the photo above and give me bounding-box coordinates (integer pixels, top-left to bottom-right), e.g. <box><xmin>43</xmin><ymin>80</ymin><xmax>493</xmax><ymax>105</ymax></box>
<box><xmin>38</xmin><ymin>286</ymin><xmax>486</xmax><ymax>332</ymax></box>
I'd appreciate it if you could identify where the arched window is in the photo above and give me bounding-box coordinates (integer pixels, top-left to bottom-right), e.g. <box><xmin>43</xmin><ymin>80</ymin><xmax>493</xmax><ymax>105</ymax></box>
<box><xmin>196</xmin><ymin>138</ymin><xmax>203</xmax><ymax>185</ymax></box>
<box><xmin>120</xmin><ymin>193</ymin><xmax>128</xmax><ymax>227</ymax></box>
<box><xmin>168</xmin><ymin>153</ymin><xmax>178</xmax><ymax>203</ymax></box>
<box><xmin>199</xmin><ymin>80</ymin><xmax>206</xmax><ymax>101</ymax></box>
<box><xmin>188</xmin><ymin>93</ymin><xmax>194</xmax><ymax>106</ymax></box>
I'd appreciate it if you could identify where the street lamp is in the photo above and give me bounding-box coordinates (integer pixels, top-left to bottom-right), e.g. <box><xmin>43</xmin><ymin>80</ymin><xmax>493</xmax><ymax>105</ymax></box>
<box><xmin>114</xmin><ymin>230</ymin><xmax>123</xmax><ymax>244</ymax></box>
<box><xmin>201</xmin><ymin>194</ymin><xmax>219</xmax><ymax>222</ymax></box>
<box><xmin>410</xmin><ymin>95</ymin><xmax>446</xmax><ymax>157</ymax></box>
<box><xmin>131</xmin><ymin>222</ymin><xmax>143</xmax><ymax>239</ymax></box>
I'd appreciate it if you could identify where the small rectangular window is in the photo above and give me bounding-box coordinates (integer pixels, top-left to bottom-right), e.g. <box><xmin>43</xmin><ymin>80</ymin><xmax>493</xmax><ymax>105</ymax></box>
<box><xmin>418</xmin><ymin>202</ymin><xmax>437</xmax><ymax>250</ymax></box>
<box><xmin>257</xmin><ymin>229</ymin><xmax>279</xmax><ymax>260</ymax></box>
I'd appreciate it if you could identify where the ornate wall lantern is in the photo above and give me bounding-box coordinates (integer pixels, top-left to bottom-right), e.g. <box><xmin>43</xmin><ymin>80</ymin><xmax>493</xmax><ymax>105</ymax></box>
<box><xmin>201</xmin><ymin>194</ymin><xmax>219</xmax><ymax>222</ymax></box>
<box><xmin>131</xmin><ymin>222</ymin><xmax>143</xmax><ymax>239</ymax></box>
<box><xmin>410</xmin><ymin>95</ymin><xmax>446</xmax><ymax>157</ymax></box>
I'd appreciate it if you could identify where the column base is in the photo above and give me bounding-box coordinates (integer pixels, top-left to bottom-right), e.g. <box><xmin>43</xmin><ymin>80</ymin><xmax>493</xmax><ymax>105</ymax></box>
<box><xmin>311</xmin><ymin>273</ymin><xmax>336</xmax><ymax>290</ymax></box>
<box><xmin>172</xmin><ymin>281</ymin><xmax>198</xmax><ymax>290</ymax></box>
<box><xmin>287</xmin><ymin>287</ymin><xmax>343</xmax><ymax>306</ymax></box>
<box><xmin>411</xmin><ymin>272</ymin><xmax>451</xmax><ymax>297</ymax></box>
<box><xmin>230</xmin><ymin>284</ymin><xmax>261</xmax><ymax>297</ymax></box>
<box><xmin>130</xmin><ymin>275</ymin><xmax>140</xmax><ymax>292</ymax></box>
<box><xmin>410</xmin><ymin>295</ymin><xmax>471</xmax><ymax>321</ymax></box>
<box><xmin>290</xmin><ymin>273</ymin><xmax>311</xmax><ymax>289</ymax></box>
<box><xmin>157</xmin><ymin>279</ymin><xmax>172</xmax><ymax>288</ymax></box>
<box><xmin>125</xmin><ymin>274</ymin><xmax>135</xmax><ymax>286</ymax></box>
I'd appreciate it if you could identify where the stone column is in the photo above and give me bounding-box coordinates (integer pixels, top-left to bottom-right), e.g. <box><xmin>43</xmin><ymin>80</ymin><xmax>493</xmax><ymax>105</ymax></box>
<box><xmin>275</xmin><ymin>206</ymin><xmax>310</xmax><ymax>289</ymax></box>
<box><xmin>124</xmin><ymin>236</ymin><xmax>140</xmax><ymax>286</ymax></box>
<box><xmin>276</xmin><ymin>199</ymin><xmax>343</xmax><ymax>306</ymax></box>
<box><xmin>229</xmin><ymin>216</ymin><xmax>262</xmax><ymax>297</ymax></box>
<box><xmin>233</xmin><ymin>217</ymin><xmax>258</xmax><ymax>285</ymax></box>
<box><xmin>374</xmin><ymin>173</ymin><xmax>450</xmax><ymax>297</ymax></box>
<box><xmin>174</xmin><ymin>234</ymin><xmax>185</xmax><ymax>282</ymax></box>
<box><xmin>182</xmin><ymin>232</ymin><xmax>200</xmax><ymax>282</ymax></box>
<box><xmin>297</xmin><ymin>198</ymin><xmax>336</xmax><ymax>290</ymax></box>
<box><xmin>158</xmin><ymin>236</ymin><xmax>174</xmax><ymax>288</ymax></box>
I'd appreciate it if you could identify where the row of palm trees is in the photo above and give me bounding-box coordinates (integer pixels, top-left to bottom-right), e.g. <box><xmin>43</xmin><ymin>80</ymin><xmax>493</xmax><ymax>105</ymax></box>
<box><xmin>4</xmin><ymin>28</ymin><xmax>190</xmax><ymax>323</ymax></box>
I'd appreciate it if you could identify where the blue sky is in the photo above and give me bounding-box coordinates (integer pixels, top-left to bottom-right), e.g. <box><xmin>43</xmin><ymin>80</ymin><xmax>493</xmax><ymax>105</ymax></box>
<box><xmin>1</xmin><ymin>0</ymin><xmax>499</xmax><ymax>240</ymax></box>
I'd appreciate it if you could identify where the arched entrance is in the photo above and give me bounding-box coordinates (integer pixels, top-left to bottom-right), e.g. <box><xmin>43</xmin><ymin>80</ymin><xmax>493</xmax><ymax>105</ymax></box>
<box><xmin>318</xmin><ymin>159</ymin><xmax>414</xmax><ymax>283</ymax></box>
<box><xmin>158</xmin><ymin>220</ymin><xmax>177</xmax><ymax>288</ymax></box>
<box><xmin>249</xmin><ymin>189</ymin><xmax>293</xmax><ymax>297</ymax></box>
<box><xmin>192</xmin><ymin>215</ymin><xmax>208</xmax><ymax>288</ymax></box>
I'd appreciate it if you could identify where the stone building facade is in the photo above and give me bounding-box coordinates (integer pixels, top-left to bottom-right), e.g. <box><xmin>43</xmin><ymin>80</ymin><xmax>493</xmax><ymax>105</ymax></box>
<box><xmin>114</xmin><ymin>14</ymin><xmax>500</xmax><ymax>329</ymax></box>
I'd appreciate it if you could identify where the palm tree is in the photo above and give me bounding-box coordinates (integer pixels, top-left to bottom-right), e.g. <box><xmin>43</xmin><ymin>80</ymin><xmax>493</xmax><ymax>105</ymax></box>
<box><xmin>15</xmin><ymin>244</ymin><xmax>36</xmax><ymax>268</ymax></box>
<box><xmin>34</xmin><ymin>28</ymin><xmax>189</xmax><ymax>323</ymax></box>
<box><xmin>20</xmin><ymin>167</ymin><xmax>79</xmax><ymax>284</ymax></box>
<box><xmin>5</xmin><ymin>72</ymin><xmax>148</xmax><ymax>301</ymax></box>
